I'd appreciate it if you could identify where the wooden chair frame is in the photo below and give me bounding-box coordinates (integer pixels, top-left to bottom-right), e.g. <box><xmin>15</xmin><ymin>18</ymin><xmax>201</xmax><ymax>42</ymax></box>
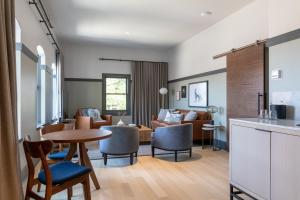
<box><xmin>23</xmin><ymin>139</ymin><xmax>91</xmax><ymax>200</ymax></box>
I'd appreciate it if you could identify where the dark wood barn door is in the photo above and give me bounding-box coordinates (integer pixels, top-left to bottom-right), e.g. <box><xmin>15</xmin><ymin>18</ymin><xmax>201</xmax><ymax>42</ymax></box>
<box><xmin>227</xmin><ymin>43</ymin><xmax>266</xmax><ymax>149</ymax></box>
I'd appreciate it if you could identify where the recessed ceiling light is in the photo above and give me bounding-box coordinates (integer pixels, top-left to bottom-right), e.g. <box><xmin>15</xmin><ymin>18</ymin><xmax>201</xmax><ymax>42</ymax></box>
<box><xmin>125</xmin><ymin>31</ymin><xmax>130</xmax><ymax>35</ymax></box>
<box><xmin>200</xmin><ymin>11</ymin><xmax>212</xmax><ymax>17</ymax></box>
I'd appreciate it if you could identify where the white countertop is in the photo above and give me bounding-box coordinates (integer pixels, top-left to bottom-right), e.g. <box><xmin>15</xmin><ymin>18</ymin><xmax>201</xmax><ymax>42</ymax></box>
<box><xmin>230</xmin><ymin>118</ymin><xmax>300</xmax><ymax>136</ymax></box>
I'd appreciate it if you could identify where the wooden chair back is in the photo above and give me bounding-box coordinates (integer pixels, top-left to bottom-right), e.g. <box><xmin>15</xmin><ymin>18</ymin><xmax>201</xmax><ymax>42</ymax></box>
<box><xmin>23</xmin><ymin>138</ymin><xmax>53</xmax><ymax>190</ymax></box>
<box><xmin>75</xmin><ymin>116</ymin><xmax>91</xmax><ymax>130</ymax></box>
<box><xmin>40</xmin><ymin>123</ymin><xmax>65</xmax><ymax>135</ymax></box>
<box><xmin>23</xmin><ymin>136</ymin><xmax>91</xmax><ymax>200</ymax></box>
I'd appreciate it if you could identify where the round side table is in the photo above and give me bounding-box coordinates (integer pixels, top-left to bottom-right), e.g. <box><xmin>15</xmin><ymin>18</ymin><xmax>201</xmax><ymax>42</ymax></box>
<box><xmin>202</xmin><ymin>124</ymin><xmax>221</xmax><ymax>151</ymax></box>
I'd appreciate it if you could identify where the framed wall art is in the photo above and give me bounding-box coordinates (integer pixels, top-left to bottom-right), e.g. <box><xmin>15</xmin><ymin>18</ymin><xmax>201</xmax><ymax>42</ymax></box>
<box><xmin>181</xmin><ymin>86</ymin><xmax>187</xmax><ymax>98</ymax></box>
<box><xmin>188</xmin><ymin>81</ymin><xmax>208</xmax><ymax>107</ymax></box>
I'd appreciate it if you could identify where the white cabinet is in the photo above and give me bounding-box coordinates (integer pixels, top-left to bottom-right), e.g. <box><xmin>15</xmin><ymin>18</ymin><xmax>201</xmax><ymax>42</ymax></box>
<box><xmin>230</xmin><ymin>124</ymin><xmax>271</xmax><ymax>200</ymax></box>
<box><xmin>271</xmin><ymin>132</ymin><xmax>300</xmax><ymax>200</ymax></box>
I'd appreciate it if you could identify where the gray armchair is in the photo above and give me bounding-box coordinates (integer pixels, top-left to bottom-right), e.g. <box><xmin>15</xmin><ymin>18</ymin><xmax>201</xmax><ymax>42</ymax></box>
<box><xmin>151</xmin><ymin>123</ymin><xmax>193</xmax><ymax>162</ymax></box>
<box><xmin>99</xmin><ymin>126</ymin><xmax>139</xmax><ymax>165</ymax></box>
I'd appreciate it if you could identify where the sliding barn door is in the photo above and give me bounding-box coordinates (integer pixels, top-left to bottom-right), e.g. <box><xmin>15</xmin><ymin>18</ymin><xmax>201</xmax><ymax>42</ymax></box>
<box><xmin>227</xmin><ymin>44</ymin><xmax>266</xmax><ymax>148</ymax></box>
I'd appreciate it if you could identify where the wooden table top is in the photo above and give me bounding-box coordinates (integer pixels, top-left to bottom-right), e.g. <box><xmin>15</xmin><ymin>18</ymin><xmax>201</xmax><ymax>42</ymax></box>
<box><xmin>42</xmin><ymin>129</ymin><xmax>112</xmax><ymax>143</ymax></box>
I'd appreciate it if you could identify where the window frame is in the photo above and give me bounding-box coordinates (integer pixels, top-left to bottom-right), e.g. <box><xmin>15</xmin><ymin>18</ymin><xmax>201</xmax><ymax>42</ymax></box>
<box><xmin>36</xmin><ymin>45</ymin><xmax>46</xmax><ymax>127</ymax></box>
<box><xmin>102</xmin><ymin>73</ymin><xmax>131</xmax><ymax>116</ymax></box>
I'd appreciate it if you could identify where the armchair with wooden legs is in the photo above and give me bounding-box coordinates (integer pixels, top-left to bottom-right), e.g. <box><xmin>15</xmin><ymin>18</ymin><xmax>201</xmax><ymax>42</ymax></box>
<box><xmin>23</xmin><ymin>138</ymin><xmax>91</xmax><ymax>200</ymax></box>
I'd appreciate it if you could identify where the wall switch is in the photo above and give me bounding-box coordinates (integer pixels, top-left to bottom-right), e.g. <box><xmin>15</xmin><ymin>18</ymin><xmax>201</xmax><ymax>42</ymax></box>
<box><xmin>271</xmin><ymin>69</ymin><xmax>282</xmax><ymax>80</ymax></box>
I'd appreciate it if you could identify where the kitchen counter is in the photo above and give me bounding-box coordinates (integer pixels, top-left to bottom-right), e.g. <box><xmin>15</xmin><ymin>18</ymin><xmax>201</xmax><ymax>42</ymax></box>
<box><xmin>230</xmin><ymin>118</ymin><xmax>300</xmax><ymax>136</ymax></box>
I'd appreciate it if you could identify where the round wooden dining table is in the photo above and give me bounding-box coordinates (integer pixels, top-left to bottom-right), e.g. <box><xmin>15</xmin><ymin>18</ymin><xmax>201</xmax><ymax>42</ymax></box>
<box><xmin>42</xmin><ymin>129</ymin><xmax>112</xmax><ymax>190</ymax></box>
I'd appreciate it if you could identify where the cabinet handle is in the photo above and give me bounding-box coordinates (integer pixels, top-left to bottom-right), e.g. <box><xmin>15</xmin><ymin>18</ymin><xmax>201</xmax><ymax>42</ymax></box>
<box><xmin>255</xmin><ymin>128</ymin><xmax>270</xmax><ymax>132</ymax></box>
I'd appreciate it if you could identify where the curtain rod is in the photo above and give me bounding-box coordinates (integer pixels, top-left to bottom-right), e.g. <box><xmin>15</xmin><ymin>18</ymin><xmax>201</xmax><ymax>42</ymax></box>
<box><xmin>29</xmin><ymin>0</ymin><xmax>60</xmax><ymax>52</ymax></box>
<box><xmin>99</xmin><ymin>58</ymin><xmax>167</xmax><ymax>63</ymax></box>
<box><xmin>213</xmin><ymin>40</ymin><xmax>266</xmax><ymax>59</ymax></box>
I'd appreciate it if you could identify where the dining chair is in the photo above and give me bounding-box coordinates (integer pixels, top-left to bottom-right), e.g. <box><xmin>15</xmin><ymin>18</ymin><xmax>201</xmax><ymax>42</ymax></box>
<box><xmin>38</xmin><ymin>123</ymin><xmax>74</xmax><ymax>192</ymax></box>
<box><xmin>23</xmin><ymin>138</ymin><xmax>91</xmax><ymax>200</ymax></box>
<box><xmin>75</xmin><ymin>116</ymin><xmax>92</xmax><ymax>130</ymax></box>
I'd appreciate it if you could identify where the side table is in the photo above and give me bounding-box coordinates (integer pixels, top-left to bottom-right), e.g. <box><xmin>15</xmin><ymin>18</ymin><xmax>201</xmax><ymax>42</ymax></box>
<box><xmin>202</xmin><ymin>124</ymin><xmax>221</xmax><ymax>151</ymax></box>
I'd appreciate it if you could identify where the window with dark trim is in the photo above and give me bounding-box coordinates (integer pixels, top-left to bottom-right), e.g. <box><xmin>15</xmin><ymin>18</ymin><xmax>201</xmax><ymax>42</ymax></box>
<box><xmin>102</xmin><ymin>73</ymin><xmax>131</xmax><ymax>115</ymax></box>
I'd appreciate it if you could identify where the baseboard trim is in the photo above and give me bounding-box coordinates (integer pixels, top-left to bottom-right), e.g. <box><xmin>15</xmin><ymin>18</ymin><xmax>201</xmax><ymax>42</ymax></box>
<box><xmin>193</xmin><ymin>139</ymin><xmax>226</xmax><ymax>150</ymax></box>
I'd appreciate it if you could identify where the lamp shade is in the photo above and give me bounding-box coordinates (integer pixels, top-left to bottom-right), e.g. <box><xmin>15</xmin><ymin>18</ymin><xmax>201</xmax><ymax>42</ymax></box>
<box><xmin>159</xmin><ymin>87</ymin><xmax>168</xmax><ymax>95</ymax></box>
<box><xmin>207</xmin><ymin>105</ymin><xmax>219</xmax><ymax>113</ymax></box>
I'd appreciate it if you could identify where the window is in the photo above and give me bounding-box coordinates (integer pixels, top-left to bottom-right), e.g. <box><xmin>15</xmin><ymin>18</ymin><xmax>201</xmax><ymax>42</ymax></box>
<box><xmin>56</xmin><ymin>55</ymin><xmax>62</xmax><ymax>119</ymax></box>
<box><xmin>15</xmin><ymin>19</ymin><xmax>22</xmax><ymax>140</ymax></box>
<box><xmin>52</xmin><ymin>63</ymin><xmax>58</xmax><ymax>120</ymax></box>
<box><xmin>102</xmin><ymin>74</ymin><xmax>131</xmax><ymax>115</ymax></box>
<box><xmin>37</xmin><ymin>45</ymin><xmax>46</xmax><ymax>126</ymax></box>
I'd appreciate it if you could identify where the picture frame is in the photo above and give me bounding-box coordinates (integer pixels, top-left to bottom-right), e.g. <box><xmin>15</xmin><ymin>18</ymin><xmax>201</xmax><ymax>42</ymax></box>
<box><xmin>188</xmin><ymin>81</ymin><xmax>208</xmax><ymax>107</ymax></box>
<box><xmin>181</xmin><ymin>86</ymin><xmax>187</xmax><ymax>98</ymax></box>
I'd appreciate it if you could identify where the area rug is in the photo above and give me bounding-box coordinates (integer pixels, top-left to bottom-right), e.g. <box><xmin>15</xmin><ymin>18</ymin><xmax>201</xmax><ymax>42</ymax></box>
<box><xmin>84</xmin><ymin>142</ymin><xmax>191</xmax><ymax>160</ymax></box>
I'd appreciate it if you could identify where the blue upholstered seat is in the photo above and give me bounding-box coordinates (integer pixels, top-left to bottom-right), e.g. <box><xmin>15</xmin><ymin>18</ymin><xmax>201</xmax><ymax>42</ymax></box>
<box><xmin>38</xmin><ymin>161</ymin><xmax>91</xmax><ymax>185</ymax></box>
<box><xmin>48</xmin><ymin>151</ymin><xmax>68</xmax><ymax>160</ymax></box>
<box><xmin>48</xmin><ymin>148</ymin><xmax>78</xmax><ymax>160</ymax></box>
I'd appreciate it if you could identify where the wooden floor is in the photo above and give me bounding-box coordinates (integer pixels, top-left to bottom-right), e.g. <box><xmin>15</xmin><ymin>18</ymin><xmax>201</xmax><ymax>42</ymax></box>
<box><xmin>28</xmin><ymin>147</ymin><xmax>230</xmax><ymax>200</ymax></box>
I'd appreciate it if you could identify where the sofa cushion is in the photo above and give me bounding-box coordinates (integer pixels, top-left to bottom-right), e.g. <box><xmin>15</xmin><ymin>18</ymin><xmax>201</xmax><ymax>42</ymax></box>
<box><xmin>184</xmin><ymin>111</ymin><xmax>198</xmax><ymax>121</ymax></box>
<box><xmin>157</xmin><ymin>109</ymin><xmax>169</xmax><ymax>121</ymax></box>
<box><xmin>164</xmin><ymin>111</ymin><xmax>183</xmax><ymax>123</ymax></box>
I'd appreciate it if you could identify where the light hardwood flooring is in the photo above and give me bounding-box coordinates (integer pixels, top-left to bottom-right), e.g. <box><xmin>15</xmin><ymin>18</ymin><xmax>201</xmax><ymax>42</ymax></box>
<box><xmin>26</xmin><ymin>147</ymin><xmax>230</xmax><ymax>200</ymax></box>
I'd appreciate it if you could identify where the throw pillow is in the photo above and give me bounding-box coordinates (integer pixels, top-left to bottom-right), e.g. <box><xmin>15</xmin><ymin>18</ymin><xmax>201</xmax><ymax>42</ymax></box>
<box><xmin>184</xmin><ymin>111</ymin><xmax>198</xmax><ymax>121</ymax></box>
<box><xmin>88</xmin><ymin>109</ymin><xmax>102</xmax><ymax>121</ymax></box>
<box><xmin>157</xmin><ymin>109</ymin><xmax>169</xmax><ymax>121</ymax></box>
<box><xmin>164</xmin><ymin>111</ymin><xmax>183</xmax><ymax>123</ymax></box>
<box><xmin>80</xmin><ymin>108</ymin><xmax>89</xmax><ymax>116</ymax></box>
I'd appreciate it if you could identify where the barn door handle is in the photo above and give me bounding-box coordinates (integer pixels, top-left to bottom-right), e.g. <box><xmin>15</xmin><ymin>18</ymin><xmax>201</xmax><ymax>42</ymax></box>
<box><xmin>257</xmin><ymin>93</ymin><xmax>264</xmax><ymax>115</ymax></box>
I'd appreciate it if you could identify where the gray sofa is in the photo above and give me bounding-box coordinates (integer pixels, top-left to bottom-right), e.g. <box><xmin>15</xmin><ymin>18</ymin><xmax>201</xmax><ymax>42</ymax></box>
<box><xmin>99</xmin><ymin>126</ymin><xmax>139</xmax><ymax>165</ymax></box>
<box><xmin>151</xmin><ymin>123</ymin><xmax>193</xmax><ymax>162</ymax></box>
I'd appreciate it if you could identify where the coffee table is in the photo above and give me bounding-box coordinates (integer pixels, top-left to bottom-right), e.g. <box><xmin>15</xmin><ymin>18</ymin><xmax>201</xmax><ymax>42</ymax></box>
<box><xmin>138</xmin><ymin>125</ymin><xmax>153</xmax><ymax>143</ymax></box>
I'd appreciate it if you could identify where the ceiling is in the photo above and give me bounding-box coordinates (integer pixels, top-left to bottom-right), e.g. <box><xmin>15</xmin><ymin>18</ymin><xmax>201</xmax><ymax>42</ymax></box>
<box><xmin>42</xmin><ymin>0</ymin><xmax>253</xmax><ymax>48</ymax></box>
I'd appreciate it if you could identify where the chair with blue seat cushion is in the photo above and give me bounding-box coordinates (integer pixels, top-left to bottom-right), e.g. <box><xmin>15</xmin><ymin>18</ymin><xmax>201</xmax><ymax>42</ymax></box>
<box><xmin>47</xmin><ymin>150</ymin><xmax>69</xmax><ymax>160</ymax></box>
<box><xmin>38</xmin><ymin>123</ymin><xmax>76</xmax><ymax>192</ymax></box>
<box><xmin>38</xmin><ymin>161</ymin><xmax>91</xmax><ymax>185</ymax></box>
<box><xmin>100</xmin><ymin>126</ymin><xmax>139</xmax><ymax>165</ymax></box>
<box><xmin>23</xmin><ymin>138</ymin><xmax>91</xmax><ymax>200</ymax></box>
<box><xmin>151</xmin><ymin>123</ymin><xmax>193</xmax><ymax>162</ymax></box>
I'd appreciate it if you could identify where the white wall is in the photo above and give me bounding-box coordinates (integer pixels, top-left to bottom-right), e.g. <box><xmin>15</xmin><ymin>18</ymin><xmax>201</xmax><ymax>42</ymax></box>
<box><xmin>15</xmin><ymin>0</ymin><xmax>56</xmax><ymax>66</ymax></box>
<box><xmin>268</xmin><ymin>0</ymin><xmax>300</xmax><ymax>38</ymax></box>
<box><xmin>269</xmin><ymin>38</ymin><xmax>300</xmax><ymax>120</ymax></box>
<box><xmin>15</xmin><ymin>0</ymin><xmax>58</xmax><ymax>177</ymax></box>
<box><xmin>62</xmin><ymin>41</ymin><xmax>168</xmax><ymax>79</ymax></box>
<box><xmin>168</xmin><ymin>0</ymin><xmax>268</xmax><ymax>80</ymax></box>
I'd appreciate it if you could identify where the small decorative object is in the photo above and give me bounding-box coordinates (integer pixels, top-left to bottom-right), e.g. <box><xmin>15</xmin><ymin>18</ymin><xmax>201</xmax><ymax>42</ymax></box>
<box><xmin>188</xmin><ymin>81</ymin><xmax>208</xmax><ymax>107</ymax></box>
<box><xmin>176</xmin><ymin>91</ymin><xmax>181</xmax><ymax>101</ymax></box>
<box><xmin>207</xmin><ymin>105</ymin><xmax>219</xmax><ymax>124</ymax></box>
<box><xmin>117</xmin><ymin>111</ymin><xmax>127</xmax><ymax>126</ymax></box>
<box><xmin>159</xmin><ymin>87</ymin><xmax>168</xmax><ymax>109</ymax></box>
<box><xmin>181</xmin><ymin>86</ymin><xmax>187</xmax><ymax>98</ymax></box>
